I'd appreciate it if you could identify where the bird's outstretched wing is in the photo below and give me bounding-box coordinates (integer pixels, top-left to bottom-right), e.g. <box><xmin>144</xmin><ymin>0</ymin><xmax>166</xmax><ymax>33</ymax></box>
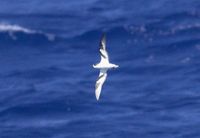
<box><xmin>95</xmin><ymin>69</ymin><xmax>108</xmax><ymax>100</ymax></box>
<box><xmin>99</xmin><ymin>34</ymin><xmax>109</xmax><ymax>63</ymax></box>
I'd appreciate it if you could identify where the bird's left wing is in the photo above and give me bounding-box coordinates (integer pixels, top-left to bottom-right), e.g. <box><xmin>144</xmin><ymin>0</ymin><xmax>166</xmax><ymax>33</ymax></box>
<box><xmin>99</xmin><ymin>34</ymin><xmax>109</xmax><ymax>63</ymax></box>
<box><xmin>95</xmin><ymin>69</ymin><xmax>108</xmax><ymax>100</ymax></box>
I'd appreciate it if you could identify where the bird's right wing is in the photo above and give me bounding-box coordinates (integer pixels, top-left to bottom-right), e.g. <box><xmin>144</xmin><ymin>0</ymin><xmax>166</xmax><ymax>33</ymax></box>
<box><xmin>95</xmin><ymin>69</ymin><xmax>108</xmax><ymax>100</ymax></box>
<box><xmin>99</xmin><ymin>34</ymin><xmax>109</xmax><ymax>63</ymax></box>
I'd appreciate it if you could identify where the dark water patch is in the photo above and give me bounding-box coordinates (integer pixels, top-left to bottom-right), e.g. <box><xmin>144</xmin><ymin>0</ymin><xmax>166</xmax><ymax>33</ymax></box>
<box><xmin>0</xmin><ymin>32</ymin><xmax>56</xmax><ymax>46</ymax></box>
<box><xmin>4</xmin><ymin>66</ymin><xmax>72</xmax><ymax>80</ymax></box>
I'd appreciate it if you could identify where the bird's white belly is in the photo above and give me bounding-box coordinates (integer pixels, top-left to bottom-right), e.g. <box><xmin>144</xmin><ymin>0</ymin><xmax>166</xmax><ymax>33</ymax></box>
<box><xmin>93</xmin><ymin>63</ymin><xmax>113</xmax><ymax>69</ymax></box>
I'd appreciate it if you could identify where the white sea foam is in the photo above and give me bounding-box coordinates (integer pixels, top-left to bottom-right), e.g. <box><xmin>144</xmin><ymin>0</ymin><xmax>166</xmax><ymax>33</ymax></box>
<box><xmin>0</xmin><ymin>23</ymin><xmax>35</xmax><ymax>33</ymax></box>
<box><xmin>0</xmin><ymin>23</ymin><xmax>55</xmax><ymax>41</ymax></box>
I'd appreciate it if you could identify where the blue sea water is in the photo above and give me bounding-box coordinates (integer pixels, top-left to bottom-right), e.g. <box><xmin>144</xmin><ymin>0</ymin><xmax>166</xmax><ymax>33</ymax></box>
<box><xmin>0</xmin><ymin>0</ymin><xmax>200</xmax><ymax>138</ymax></box>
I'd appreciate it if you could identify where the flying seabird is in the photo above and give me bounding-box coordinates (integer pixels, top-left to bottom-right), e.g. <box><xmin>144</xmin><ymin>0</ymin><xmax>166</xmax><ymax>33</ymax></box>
<box><xmin>93</xmin><ymin>34</ymin><xmax>119</xmax><ymax>100</ymax></box>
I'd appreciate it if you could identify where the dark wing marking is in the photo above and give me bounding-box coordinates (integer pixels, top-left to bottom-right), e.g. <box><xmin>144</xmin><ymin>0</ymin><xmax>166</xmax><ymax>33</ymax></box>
<box><xmin>100</xmin><ymin>51</ymin><xmax>107</xmax><ymax>59</ymax></box>
<box><xmin>100</xmin><ymin>33</ymin><xmax>106</xmax><ymax>50</ymax></box>
<box><xmin>95</xmin><ymin>69</ymin><xmax>108</xmax><ymax>100</ymax></box>
<box><xmin>99</xmin><ymin>33</ymin><xmax>109</xmax><ymax>63</ymax></box>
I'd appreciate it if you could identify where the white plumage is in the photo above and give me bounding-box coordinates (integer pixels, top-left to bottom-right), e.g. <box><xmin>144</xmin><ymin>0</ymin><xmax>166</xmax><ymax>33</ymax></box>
<box><xmin>93</xmin><ymin>34</ymin><xmax>119</xmax><ymax>100</ymax></box>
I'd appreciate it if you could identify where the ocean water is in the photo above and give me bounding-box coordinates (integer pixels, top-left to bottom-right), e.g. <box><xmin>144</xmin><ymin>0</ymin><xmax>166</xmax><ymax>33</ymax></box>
<box><xmin>0</xmin><ymin>0</ymin><xmax>200</xmax><ymax>138</ymax></box>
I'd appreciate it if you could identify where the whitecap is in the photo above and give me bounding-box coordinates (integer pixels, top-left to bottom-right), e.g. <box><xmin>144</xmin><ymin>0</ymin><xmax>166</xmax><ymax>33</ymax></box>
<box><xmin>0</xmin><ymin>23</ymin><xmax>55</xmax><ymax>41</ymax></box>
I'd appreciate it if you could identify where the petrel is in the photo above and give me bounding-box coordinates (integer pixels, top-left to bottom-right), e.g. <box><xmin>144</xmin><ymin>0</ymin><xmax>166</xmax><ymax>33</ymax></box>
<box><xmin>93</xmin><ymin>34</ymin><xmax>119</xmax><ymax>100</ymax></box>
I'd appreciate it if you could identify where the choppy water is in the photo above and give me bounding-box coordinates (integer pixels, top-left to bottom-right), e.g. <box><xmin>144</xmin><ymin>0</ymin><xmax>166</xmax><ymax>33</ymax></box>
<box><xmin>0</xmin><ymin>0</ymin><xmax>200</xmax><ymax>138</ymax></box>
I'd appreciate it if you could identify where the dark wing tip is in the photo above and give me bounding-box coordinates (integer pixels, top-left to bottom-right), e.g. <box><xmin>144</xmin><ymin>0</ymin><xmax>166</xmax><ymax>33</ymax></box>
<box><xmin>102</xmin><ymin>32</ymin><xmax>106</xmax><ymax>39</ymax></box>
<box><xmin>102</xmin><ymin>33</ymin><xmax>106</xmax><ymax>43</ymax></box>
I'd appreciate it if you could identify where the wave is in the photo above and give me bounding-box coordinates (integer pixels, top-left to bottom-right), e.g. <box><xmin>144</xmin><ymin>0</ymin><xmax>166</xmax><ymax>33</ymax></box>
<box><xmin>0</xmin><ymin>23</ymin><xmax>55</xmax><ymax>42</ymax></box>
